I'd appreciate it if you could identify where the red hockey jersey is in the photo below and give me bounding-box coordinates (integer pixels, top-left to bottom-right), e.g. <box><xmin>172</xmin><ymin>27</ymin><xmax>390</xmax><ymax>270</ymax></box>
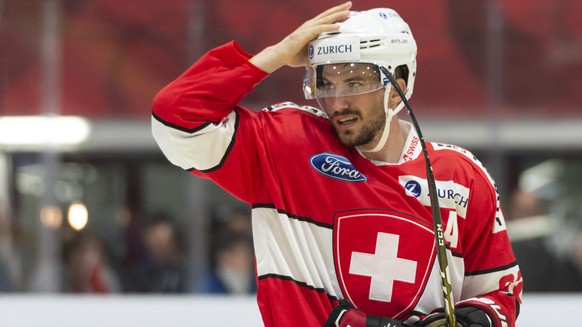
<box><xmin>152</xmin><ymin>41</ymin><xmax>522</xmax><ymax>327</ymax></box>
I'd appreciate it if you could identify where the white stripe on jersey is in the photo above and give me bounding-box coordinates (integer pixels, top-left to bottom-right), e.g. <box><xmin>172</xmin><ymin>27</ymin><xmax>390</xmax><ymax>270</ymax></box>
<box><xmin>252</xmin><ymin>207</ymin><xmax>343</xmax><ymax>298</ymax></box>
<box><xmin>151</xmin><ymin>111</ymin><xmax>237</xmax><ymax>171</ymax></box>
<box><xmin>412</xmin><ymin>254</ymin><xmax>464</xmax><ymax>314</ymax></box>
<box><xmin>462</xmin><ymin>264</ymin><xmax>521</xmax><ymax>300</ymax></box>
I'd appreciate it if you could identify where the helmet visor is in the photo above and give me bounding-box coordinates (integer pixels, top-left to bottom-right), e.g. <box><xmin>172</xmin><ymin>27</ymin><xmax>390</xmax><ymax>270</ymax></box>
<box><xmin>303</xmin><ymin>63</ymin><xmax>385</xmax><ymax>100</ymax></box>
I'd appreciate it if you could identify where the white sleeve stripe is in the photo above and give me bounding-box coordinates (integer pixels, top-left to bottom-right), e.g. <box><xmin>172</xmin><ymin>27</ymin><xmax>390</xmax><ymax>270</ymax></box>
<box><xmin>461</xmin><ymin>265</ymin><xmax>520</xmax><ymax>299</ymax></box>
<box><xmin>152</xmin><ymin>112</ymin><xmax>211</xmax><ymax>133</ymax></box>
<box><xmin>151</xmin><ymin>111</ymin><xmax>237</xmax><ymax>171</ymax></box>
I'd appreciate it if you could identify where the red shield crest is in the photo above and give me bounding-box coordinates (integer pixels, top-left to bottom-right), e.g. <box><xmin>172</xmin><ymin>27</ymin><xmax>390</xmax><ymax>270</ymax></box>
<box><xmin>334</xmin><ymin>209</ymin><xmax>436</xmax><ymax>319</ymax></box>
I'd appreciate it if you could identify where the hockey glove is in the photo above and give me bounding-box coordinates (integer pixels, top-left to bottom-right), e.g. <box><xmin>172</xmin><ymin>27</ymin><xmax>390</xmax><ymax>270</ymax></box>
<box><xmin>416</xmin><ymin>306</ymin><xmax>492</xmax><ymax>327</ymax></box>
<box><xmin>324</xmin><ymin>300</ymin><xmax>413</xmax><ymax>327</ymax></box>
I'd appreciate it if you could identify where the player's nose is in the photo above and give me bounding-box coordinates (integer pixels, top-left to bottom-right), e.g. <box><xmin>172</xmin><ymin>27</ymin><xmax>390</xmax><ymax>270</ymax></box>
<box><xmin>323</xmin><ymin>96</ymin><xmax>351</xmax><ymax>116</ymax></box>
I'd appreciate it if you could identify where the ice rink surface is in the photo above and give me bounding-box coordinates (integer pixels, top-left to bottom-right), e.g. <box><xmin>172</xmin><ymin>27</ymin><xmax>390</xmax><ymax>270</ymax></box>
<box><xmin>0</xmin><ymin>293</ymin><xmax>579</xmax><ymax>326</ymax></box>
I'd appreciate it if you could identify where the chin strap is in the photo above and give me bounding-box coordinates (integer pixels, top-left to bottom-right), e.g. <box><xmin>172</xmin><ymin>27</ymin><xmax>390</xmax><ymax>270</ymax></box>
<box><xmin>358</xmin><ymin>84</ymin><xmax>405</xmax><ymax>153</ymax></box>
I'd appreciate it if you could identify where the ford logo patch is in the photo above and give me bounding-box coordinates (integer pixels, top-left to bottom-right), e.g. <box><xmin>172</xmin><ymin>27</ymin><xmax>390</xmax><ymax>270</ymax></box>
<box><xmin>310</xmin><ymin>153</ymin><xmax>367</xmax><ymax>182</ymax></box>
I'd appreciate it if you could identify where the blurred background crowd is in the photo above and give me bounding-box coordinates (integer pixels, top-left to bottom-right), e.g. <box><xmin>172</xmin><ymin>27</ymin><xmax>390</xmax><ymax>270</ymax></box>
<box><xmin>0</xmin><ymin>0</ymin><xmax>581</xmax><ymax>295</ymax></box>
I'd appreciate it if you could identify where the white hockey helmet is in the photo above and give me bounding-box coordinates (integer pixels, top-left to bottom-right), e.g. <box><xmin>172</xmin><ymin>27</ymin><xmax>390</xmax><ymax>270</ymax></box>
<box><xmin>303</xmin><ymin>8</ymin><xmax>417</xmax><ymax>100</ymax></box>
<box><xmin>303</xmin><ymin>8</ymin><xmax>417</xmax><ymax>152</ymax></box>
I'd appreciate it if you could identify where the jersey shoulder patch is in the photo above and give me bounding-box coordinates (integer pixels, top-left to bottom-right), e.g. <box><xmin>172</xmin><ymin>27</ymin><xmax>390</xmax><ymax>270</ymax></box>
<box><xmin>430</xmin><ymin>142</ymin><xmax>483</xmax><ymax>166</ymax></box>
<box><xmin>262</xmin><ymin>101</ymin><xmax>328</xmax><ymax>119</ymax></box>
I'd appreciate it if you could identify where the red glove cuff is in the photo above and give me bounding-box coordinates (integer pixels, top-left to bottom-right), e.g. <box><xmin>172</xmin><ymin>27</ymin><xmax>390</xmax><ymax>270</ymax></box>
<box><xmin>456</xmin><ymin>298</ymin><xmax>508</xmax><ymax>327</ymax></box>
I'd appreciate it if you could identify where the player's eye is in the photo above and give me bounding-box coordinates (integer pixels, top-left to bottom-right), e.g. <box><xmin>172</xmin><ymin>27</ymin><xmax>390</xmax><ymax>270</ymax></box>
<box><xmin>346</xmin><ymin>81</ymin><xmax>365</xmax><ymax>89</ymax></box>
<box><xmin>323</xmin><ymin>82</ymin><xmax>336</xmax><ymax>90</ymax></box>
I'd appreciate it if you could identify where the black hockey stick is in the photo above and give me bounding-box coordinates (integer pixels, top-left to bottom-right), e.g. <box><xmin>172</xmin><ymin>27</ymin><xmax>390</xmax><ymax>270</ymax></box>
<box><xmin>380</xmin><ymin>67</ymin><xmax>457</xmax><ymax>327</ymax></box>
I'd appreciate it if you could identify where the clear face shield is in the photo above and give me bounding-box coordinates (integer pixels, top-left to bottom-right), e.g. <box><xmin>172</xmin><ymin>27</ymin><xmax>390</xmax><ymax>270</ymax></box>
<box><xmin>304</xmin><ymin>62</ymin><xmax>407</xmax><ymax>153</ymax></box>
<box><xmin>303</xmin><ymin>63</ymin><xmax>387</xmax><ymax>111</ymax></box>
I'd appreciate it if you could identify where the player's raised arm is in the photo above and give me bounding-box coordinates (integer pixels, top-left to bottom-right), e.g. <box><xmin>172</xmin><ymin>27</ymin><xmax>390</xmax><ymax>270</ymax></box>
<box><xmin>249</xmin><ymin>1</ymin><xmax>351</xmax><ymax>73</ymax></box>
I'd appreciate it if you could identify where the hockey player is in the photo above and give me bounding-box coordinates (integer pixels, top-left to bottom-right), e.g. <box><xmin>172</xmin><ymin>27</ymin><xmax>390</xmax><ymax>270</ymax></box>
<box><xmin>152</xmin><ymin>2</ymin><xmax>522</xmax><ymax>326</ymax></box>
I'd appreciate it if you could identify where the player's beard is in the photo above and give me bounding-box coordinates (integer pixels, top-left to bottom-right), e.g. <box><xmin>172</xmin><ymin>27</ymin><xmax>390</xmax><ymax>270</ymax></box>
<box><xmin>332</xmin><ymin>103</ymin><xmax>386</xmax><ymax>148</ymax></box>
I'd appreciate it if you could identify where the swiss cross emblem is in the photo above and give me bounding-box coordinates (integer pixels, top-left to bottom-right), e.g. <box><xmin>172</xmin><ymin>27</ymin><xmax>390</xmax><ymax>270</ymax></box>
<box><xmin>334</xmin><ymin>209</ymin><xmax>436</xmax><ymax>319</ymax></box>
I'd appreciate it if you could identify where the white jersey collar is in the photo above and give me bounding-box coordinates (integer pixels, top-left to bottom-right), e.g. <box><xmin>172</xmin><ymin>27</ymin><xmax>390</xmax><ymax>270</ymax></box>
<box><xmin>365</xmin><ymin>120</ymin><xmax>422</xmax><ymax>166</ymax></box>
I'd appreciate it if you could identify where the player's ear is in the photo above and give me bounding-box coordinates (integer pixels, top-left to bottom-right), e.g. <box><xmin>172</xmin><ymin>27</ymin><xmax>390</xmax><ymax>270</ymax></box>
<box><xmin>390</xmin><ymin>78</ymin><xmax>407</xmax><ymax>103</ymax></box>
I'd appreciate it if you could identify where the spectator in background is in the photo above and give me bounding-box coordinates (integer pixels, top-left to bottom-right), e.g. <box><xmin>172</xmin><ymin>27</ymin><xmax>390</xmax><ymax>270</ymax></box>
<box><xmin>210</xmin><ymin>204</ymin><xmax>253</xmax><ymax>239</ymax></box>
<box><xmin>125</xmin><ymin>213</ymin><xmax>188</xmax><ymax>293</ymax></box>
<box><xmin>62</xmin><ymin>232</ymin><xmax>121</xmax><ymax>293</ymax></box>
<box><xmin>198</xmin><ymin>204</ymin><xmax>256</xmax><ymax>294</ymax></box>
<box><xmin>199</xmin><ymin>229</ymin><xmax>256</xmax><ymax>294</ymax></box>
<box><xmin>507</xmin><ymin>160</ymin><xmax>582</xmax><ymax>292</ymax></box>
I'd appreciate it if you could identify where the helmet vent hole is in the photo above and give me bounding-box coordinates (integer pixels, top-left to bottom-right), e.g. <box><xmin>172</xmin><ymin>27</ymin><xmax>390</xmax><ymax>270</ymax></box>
<box><xmin>360</xmin><ymin>38</ymin><xmax>382</xmax><ymax>49</ymax></box>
